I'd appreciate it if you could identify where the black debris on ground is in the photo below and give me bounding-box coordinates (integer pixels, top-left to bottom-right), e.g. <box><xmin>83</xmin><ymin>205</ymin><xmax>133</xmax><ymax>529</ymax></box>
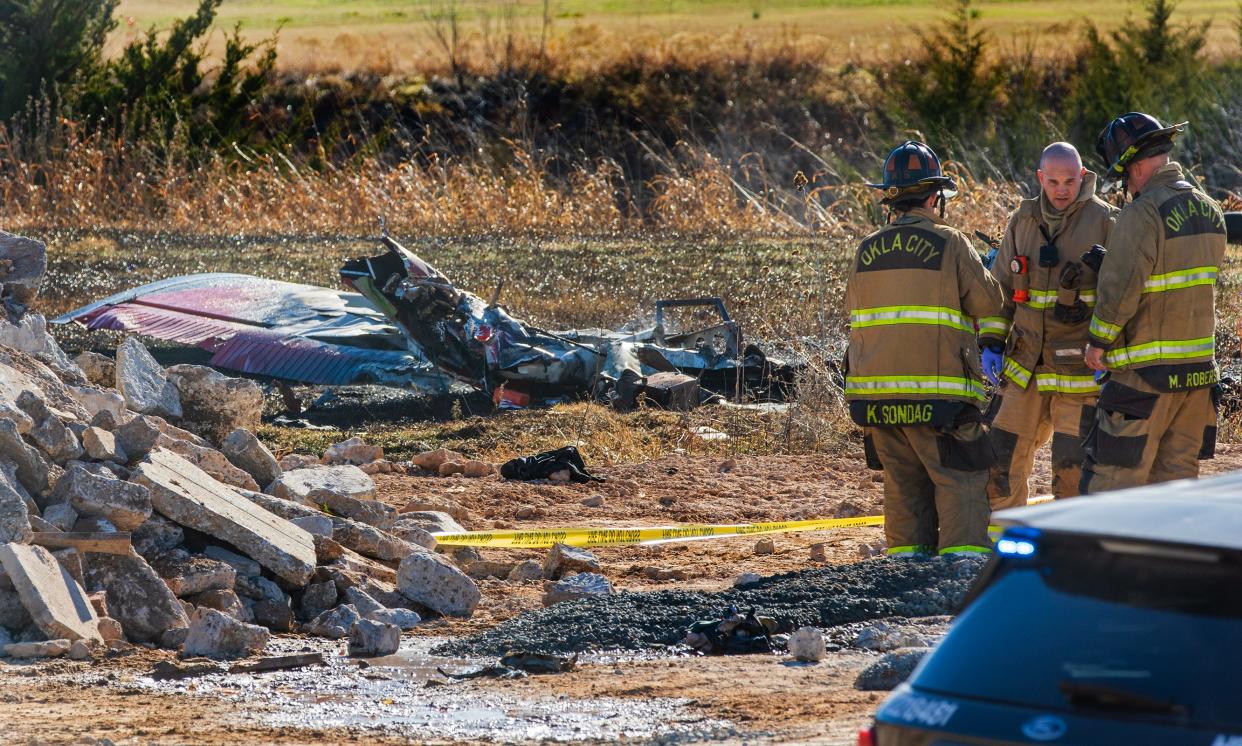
<box><xmin>437</xmin><ymin>555</ymin><xmax>986</xmax><ymax>657</ymax></box>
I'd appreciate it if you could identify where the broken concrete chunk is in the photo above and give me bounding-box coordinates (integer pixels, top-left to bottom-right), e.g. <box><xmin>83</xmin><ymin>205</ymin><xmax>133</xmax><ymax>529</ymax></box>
<box><xmin>331</xmin><ymin>519</ymin><xmax>419</xmax><ymax>562</ymax></box>
<box><xmin>789</xmin><ymin>627</ymin><xmax>827</xmax><ymax>662</ymax></box>
<box><xmin>251</xmin><ymin>599</ymin><xmax>295</xmax><ymax>632</ymax></box>
<box><xmin>0</xmin><ymin>402</ymin><xmax>33</xmax><ymax>435</ymax></box>
<box><xmin>115</xmin><ymin>338</ymin><xmax>182</xmax><ymax>419</ymax></box>
<box><xmin>343</xmin><ymin>586</ymin><xmax>385</xmax><ymax>618</ymax></box>
<box><xmin>235</xmin><ymin>488</ymin><xmax>321</xmax><ymax>522</ymax></box>
<box><xmin>113</xmin><ymin>415</ymin><xmax>161</xmax><ymax>463</ymax></box>
<box><xmin>0</xmin><ymin>471</ymin><xmax>32</xmax><ymax>543</ymax></box>
<box><xmin>0</xmin><ymin>231</ymin><xmax>47</xmax><ymax>309</ymax></box>
<box><xmin>299</xmin><ymin>580</ymin><xmax>338</xmax><ymax>622</ymax></box>
<box><xmin>290</xmin><ymin>514</ymin><xmax>333</xmax><ymax>537</ymax></box>
<box><xmin>369</xmin><ymin>607</ymin><xmax>421</xmax><ymax>630</ymax></box>
<box><xmin>388</xmin><ymin>523</ymin><xmax>437</xmax><ymax>550</ymax></box>
<box><xmin>4</xmin><ymin>639</ymin><xmax>71</xmax><ymax>658</ymax></box>
<box><xmin>235</xmin><ymin>574</ymin><xmax>283</xmax><ymax>604</ymax></box>
<box><xmin>348</xmin><ymin>618</ymin><xmax>400</xmax><ymax>657</ymax></box>
<box><xmin>89</xmin><ymin>409</ymin><xmax>121</xmax><ymax>432</ymax></box>
<box><xmin>395</xmin><ymin>511</ymin><xmax>464</xmax><ymax>535</ymax></box>
<box><xmin>220</xmin><ymin>428</ymin><xmax>281</xmax><ymax>489</ymax></box>
<box><xmin>68</xmin><ymin>385</ymin><xmax>126</xmax><ymax>423</ymax></box>
<box><xmin>543</xmin><ymin>543</ymin><xmax>600</xmax><ymax>579</ymax></box>
<box><xmin>151</xmin><ymin>551</ymin><xmax>237</xmax><ymax>597</ymax></box>
<box><xmin>309</xmin><ymin>487</ymin><xmax>395</xmax><ymax>531</ymax></box>
<box><xmin>304</xmin><ymin>603</ymin><xmax>360</xmax><ymax>639</ymax></box>
<box><xmin>156</xmin><ymin>435</ymin><xmax>258</xmax><ymax>491</ymax></box>
<box><xmin>542</xmin><ymin>572</ymin><xmax>613</xmax><ymax>606</ymax></box>
<box><xmin>68</xmin><ymin>638</ymin><xmax>103</xmax><ymax>660</ymax></box>
<box><xmin>74</xmin><ymin>352</ymin><xmax>115</xmax><ymax>389</ymax></box>
<box><xmin>268</xmin><ymin>465</ymin><xmax>376</xmax><ymax>505</ymax></box>
<box><xmin>84</xmin><ymin>551</ymin><xmax>188</xmax><ymax>644</ymax></box>
<box><xmin>322</xmin><ymin>437</ymin><xmax>383</xmax><ymax>466</ymax></box>
<box><xmin>855</xmin><ymin>648</ymin><xmax>928</xmax><ymax>691</ymax></box>
<box><xmin>0</xmin><ymin>418</ymin><xmax>49</xmax><ymax>496</ymax></box>
<box><xmin>187</xmin><ymin>589</ymin><xmax>252</xmax><ymax>622</ymax></box>
<box><xmin>202</xmin><ymin>546</ymin><xmax>262</xmax><ymax>578</ymax></box>
<box><xmin>278</xmin><ymin>453</ymin><xmax>320</xmax><ymax>471</ymax></box>
<box><xmin>97</xmin><ymin>616</ymin><xmax>124</xmax><ymax>641</ymax></box>
<box><xmin>507</xmin><ymin>559</ymin><xmax>543</xmax><ymax>584</ymax></box>
<box><xmin>396</xmin><ymin>551</ymin><xmax>480</xmax><ymax>618</ymax></box>
<box><xmin>52</xmin><ymin>463</ymin><xmax>151</xmax><ymax>531</ymax></box>
<box><xmin>131</xmin><ymin>449</ymin><xmax>315</xmax><ymax>586</ymax></box>
<box><xmin>466</xmin><ymin>560</ymin><xmax>516</xmax><ymax>580</ymax></box>
<box><xmin>0</xmin><ymin>543</ymin><xmax>101</xmax><ymax>642</ymax></box>
<box><xmin>18</xmin><ymin>391</ymin><xmax>84</xmax><ymax>465</ymax></box>
<box><xmin>72</xmin><ymin>516</ymin><xmax>118</xmax><ymax>533</ymax></box>
<box><xmin>131</xmin><ymin>514</ymin><xmax>184</xmax><ymax>559</ymax></box>
<box><xmin>0</xmin><ymin>314</ymin><xmax>82</xmax><ymax>378</ymax></box>
<box><xmin>81</xmin><ymin>427</ymin><xmax>127</xmax><ymax>463</ymax></box>
<box><xmin>183</xmin><ymin>607</ymin><xmax>269</xmax><ymax>659</ymax></box>
<box><xmin>165</xmin><ymin>365</ymin><xmax>263</xmax><ymax>445</ymax></box>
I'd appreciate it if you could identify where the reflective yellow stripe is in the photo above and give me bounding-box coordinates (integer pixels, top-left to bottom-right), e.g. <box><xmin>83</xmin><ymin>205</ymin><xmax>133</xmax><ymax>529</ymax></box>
<box><xmin>939</xmin><ymin>545</ymin><xmax>991</xmax><ymax>555</ymax></box>
<box><xmin>977</xmin><ymin>316</ymin><xmax>1010</xmax><ymax>336</ymax></box>
<box><xmin>1023</xmin><ymin>289</ymin><xmax>1096</xmax><ymax>309</ymax></box>
<box><xmin>1003</xmin><ymin>358</ymin><xmax>1032</xmax><ymax>386</ymax></box>
<box><xmin>845</xmin><ymin>375</ymin><xmax>986</xmax><ymax>400</ymax></box>
<box><xmin>1034</xmin><ymin>373</ymin><xmax>1100</xmax><ymax>393</ymax></box>
<box><xmin>850</xmin><ymin>305</ymin><xmax>973</xmax><ymax>332</ymax></box>
<box><xmin>887</xmin><ymin>545</ymin><xmax>934</xmax><ymax>556</ymax></box>
<box><xmin>1089</xmin><ymin>315</ymin><xmax>1123</xmax><ymax>343</ymax></box>
<box><xmin>1104</xmin><ymin>337</ymin><xmax>1216</xmax><ymax>367</ymax></box>
<box><xmin>1143</xmin><ymin>266</ymin><xmax>1217</xmax><ymax>293</ymax></box>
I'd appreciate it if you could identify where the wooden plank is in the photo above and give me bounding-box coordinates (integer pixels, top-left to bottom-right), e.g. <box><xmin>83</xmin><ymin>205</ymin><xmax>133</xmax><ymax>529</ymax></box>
<box><xmin>31</xmin><ymin>532</ymin><xmax>133</xmax><ymax>555</ymax></box>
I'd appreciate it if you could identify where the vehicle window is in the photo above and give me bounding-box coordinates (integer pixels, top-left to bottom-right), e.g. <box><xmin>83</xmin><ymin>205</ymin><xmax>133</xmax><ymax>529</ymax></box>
<box><xmin>912</xmin><ymin>543</ymin><xmax>1242</xmax><ymax>728</ymax></box>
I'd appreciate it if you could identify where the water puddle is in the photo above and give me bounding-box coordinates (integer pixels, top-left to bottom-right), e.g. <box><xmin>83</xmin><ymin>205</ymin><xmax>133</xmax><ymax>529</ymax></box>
<box><xmin>135</xmin><ymin>637</ymin><xmax>735</xmax><ymax>743</ymax></box>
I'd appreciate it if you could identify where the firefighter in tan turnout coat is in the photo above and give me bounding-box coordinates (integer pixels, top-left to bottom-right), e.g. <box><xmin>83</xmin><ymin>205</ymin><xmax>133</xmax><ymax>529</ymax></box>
<box><xmin>1082</xmin><ymin>113</ymin><xmax>1227</xmax><ymax>492</ymax></box>
<box><xmin>845</xmin><ymin>141</ymin><xmax>1004</xmax><ymax>558</ymax></box>
<box><xmin>978</xmin><ymin>143</ymin><xmax>1117</xmax><ymax>508</ymax></box>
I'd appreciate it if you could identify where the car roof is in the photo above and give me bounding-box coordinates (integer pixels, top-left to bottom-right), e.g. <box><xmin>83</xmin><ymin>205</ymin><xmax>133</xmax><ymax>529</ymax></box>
<box><xmin>992</xmin><ymin>471</ymin><xmax>1242</xmax><ymax>552</ymax></box>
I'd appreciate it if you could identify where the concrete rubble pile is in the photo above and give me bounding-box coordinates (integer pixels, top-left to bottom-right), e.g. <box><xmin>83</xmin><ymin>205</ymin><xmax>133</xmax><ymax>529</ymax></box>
<box><xmin>0</xmin><ymin>231</ymin><xmax>498</xmax><ymax>662</ymax></box>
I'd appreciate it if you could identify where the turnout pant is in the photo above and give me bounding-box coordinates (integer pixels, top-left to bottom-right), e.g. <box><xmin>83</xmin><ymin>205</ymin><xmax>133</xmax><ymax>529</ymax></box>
<box><xmin>866</xmin><ymin>422</ymin><xmax>993</xmax><ymax>556</ymax></box>
<box><xmin>1080</xmin><ymin>373</ymin><xmax>1217</xmax><ymax>494</ymax></box>
<box><xmin>987</xmin><ymin>381</ymin><xmax>1097</xmax><ymax>510</ymax></box>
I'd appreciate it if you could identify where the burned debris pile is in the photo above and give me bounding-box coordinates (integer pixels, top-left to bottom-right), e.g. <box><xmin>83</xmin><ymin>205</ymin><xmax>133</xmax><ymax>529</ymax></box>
<box><xmin>56</xmin><ymin>232</ymin><xmax>800</xmax><ymax>410</ymax></box>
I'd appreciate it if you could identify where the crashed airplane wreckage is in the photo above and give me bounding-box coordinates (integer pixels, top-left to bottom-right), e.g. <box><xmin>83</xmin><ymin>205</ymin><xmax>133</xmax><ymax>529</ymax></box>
<box><xmin>55</xmin><ymin>234</ymin><xmax>798</xmax><ymax>408</ymax></box>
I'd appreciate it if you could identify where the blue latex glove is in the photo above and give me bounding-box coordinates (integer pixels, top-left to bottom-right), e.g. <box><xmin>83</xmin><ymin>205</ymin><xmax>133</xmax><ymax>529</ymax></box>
<box><xmin>981</xmin><ymin>346</ymin><xmax>1004</xmax><ymax>385</ymax></box>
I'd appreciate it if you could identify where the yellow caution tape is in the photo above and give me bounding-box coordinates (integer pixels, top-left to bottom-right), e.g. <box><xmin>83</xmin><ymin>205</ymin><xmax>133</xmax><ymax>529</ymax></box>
<box><xmin>430</xmin><ymin>495</ymin><xmax>1057</xmax><ymax>549</ymax></box>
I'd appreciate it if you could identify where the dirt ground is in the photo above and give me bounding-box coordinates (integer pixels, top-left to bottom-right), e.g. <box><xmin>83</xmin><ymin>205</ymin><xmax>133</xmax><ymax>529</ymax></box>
<box><xmin>4</xmin><ymin>444</ymin><xmax>1242</xmax><ymax>745</ymax></box>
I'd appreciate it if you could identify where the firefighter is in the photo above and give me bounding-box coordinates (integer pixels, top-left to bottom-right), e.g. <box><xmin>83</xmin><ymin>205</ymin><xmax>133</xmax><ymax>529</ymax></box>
<box><xmin>1081</xmin><ymin>113</ymin><xmax>1227</xmax><ymax>492</ymax></box>
<box><xmin>978</xmin><ymin>143</ymin><xmax>1117</xmax><ymax>508</ymax></box>
<box><xmin>846</xmin><ymin>141</ymin><xmax>1004</xmax><ymax>558</ymax></box>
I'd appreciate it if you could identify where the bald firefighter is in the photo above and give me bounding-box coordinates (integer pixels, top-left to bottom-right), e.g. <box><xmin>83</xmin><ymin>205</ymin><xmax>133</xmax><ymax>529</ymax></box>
<box><xmin>1081</xmin><ymin>113</ymin><xmax>1227</xmax><ymax>492</ymax></box>
<box><xmin>845</xmin><ymin>141</ymin><xmax>1004</xmax><ymax>558</ymax></box>
<box><xmin>978</xmin><ymin>143</ymin><xmax>1117</xmax><ymax>508</ymax></box>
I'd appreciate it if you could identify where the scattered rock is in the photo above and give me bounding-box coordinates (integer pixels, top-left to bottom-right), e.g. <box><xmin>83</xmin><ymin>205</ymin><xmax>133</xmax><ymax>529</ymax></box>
<box><xmin>74</xmin><ymin>352</ymin><xmax>115</xmax><ymax>388</ymax></box>
<box><xmin>42</xmin><ymin>502</ymin><xmax>78</xmax><ymax>532</ymax></box>
<box><xmin>331</xmin><ymin>519</ymin><xmax>419</xmax><ymax>562</ymax></box>
<box><xmin>543</xmin><ymin>543</ymin><xmax>600</xmax><ymax>580</ymax></box>
<box><xmin>858</xmin><ymin>541</ymin><xmax>886</xmax><ymax>559</ymax></box>
<box><xmin>0</xmin><ymin>467</ymin><xmax>32</xmax><ymax>543</ymax></box>
<box><xmin>369</xmin><ymin>607</ymin><xmax>421</xmax><ymax>630</ymax></box>
<box><xmin>113</xmin><ymin>415</ymin><xmax>161</xmax><ymax>462</ymax></box>
<box><xmin>753</xmin><ymin>538</ymin><xmax>776</xmax><ymax>556</ymax></box>
<box><xmin>437</xmin><ymin>461</ymin><xmax>465</xmax><ymax>477</ymax></box>
<box><xmin>507</xmin><ymin>559</ymin><xmax>544</xmax><ymax>583</ymax></box>
<box><xmin>394</xmin><ymin>510</ymin><xmax>464</xmax><ymax>535</ymax></box>
<box><xmin>115</xmin><ymin>338</ymin><xmax>182</xmax><ymax>419</ymax></box>
<box><xmin>810</xmin><ymin>543</ymin><xmax>829</xmax><ymax>563</ymax></box>
<box><xmin>87</xmin><ymin>591</ymin><xmax>109</xmax><ymax>618</ymax></box>
<box><xmin>250</xmin><ymin>599</ymin><xmax>295</xmax><ymax>632</ymax></box>
<box><xmin>68</xmin><ymin>385</ymin><xmax>126</xmax><ymax>423</ymax></box>
<box><xmin>717</xmin><ymin>458</ymin><xmax>736</xmax><ymax>473</ymax></box>
<box><xmin>465</xmin><ymin>560</ymin><xmax>516</xmax><ymax>580</ymax></box>
<box><xmin>89</xmin><ymin>409</ymin><xmax>121</xmax><ymax>432</ymax></box>
<box><xmin>642</xmin><ymin>567</ymin><xmax>689</xmax><ymax>582</ymax></box>
<box><xmin>348</xmin><ymin>618</ymin><xmax>401</xmax><ymax>657</ymax></box>
<box><xmin>410</xmin><ymin>448</ymin><xmax>463</xmax><ymax>472</ymax></box>
<box><xmin>220</xmin><ymin>429</ymin><xmax>281</xmax><ymax>489</ymax></box>
<box><xmin>461</xmin><ymin>460</ymin><xmax>493</xmax><ymax>478</ymax></box>
<box><xmin>151</xmin><ymin>552</ymin><xmax>237</xmax><ymax>598</ymax></box>
<box><xmin>0</xmin><ymin>231</ymin><xmax>48</xmax><ymax>311</ymax></box>
<box><xmin>4</xmin><ymin>639</ymin><xmax>71</xmax><ymax>658</ymax></box>
<box><xmin>855</xmin><ymin>648</ymin><xmax>929</xmax><ymax>691</ymax></box>
<box><xmin>0</xmin><ymin>418</ymin><xmax>49</xmax><ymax>496</ymax></box>
<box><xmin>854</xmin><ymin>623</ymin><xmax>930</xmax><ymax>653</ymax></box>
<box><xmin>581</xmin><ymin>495</ymin><xmax>605</xmax><ymax>508</ymax></box>
<box><xmin>0</xmin><ymin>313</ymin><xmax>81</xmax><ymax>377</ymax></box>
<box><xmin>789</xmin><ymin>627</ymin><xmax>827</xmax><ymax>662</ymax></box>
<box><xmin>299</xmin><ymin>581</ymin><xmax>338</xmax><ymax>622</ymax></box>
<box><xmin>733</xmin><ymin>572</ymin><xmax>762</xmax><ymax>587</ymax></box>
<box><xmin>183</xmin><ymin>608</ymin><xmax>269</xmax><ymax>659</ymax></box>
<box><xmin>202</xmin><ymin>546</ymin><xmax>262</xmax><ymax>578</ymax></box>
<box><xmin>0</xmin><ymin>402</ymin><xmax>32</xmax><ymax>434</ymax></box>
<box><xmin>83</xmin><ymin>551</ymin><xmax>188</xmax><ymax>644</ymax></box>
<box><xmin>17</xmin><ymin>391</ymin><xmax>83</xmax><ymax>464</ymax></box>
<box><xmin>68</xmin><ymin>638</ymin><xmax>105</xmax><ymax>660</ymax></box>
<box><xmin>132</xmin><ymin>449</ymin><xmax>316</xmax><ymax>586</ymax></box>
<box><xmin>313</xmin><ymin>488</ymin><xmax>396</xmax><ymax>531</ymax></box>
<box><xmin>187</xmin><ymin>589</ymin><xmax>252</xmax><ymax>622</ymax></box>
<box><xmin>165</xmin><ymin>365</ymin><xmax>263</xmax><ymax>444</ymax></box>
<box><xmin>72</xmin><ymin>516</ymin><xmax>118</xmax><ymax>533</ymax></box>
<box><xmin>268</xmin><ymin>464</ymin><xmax>376</xmax><ymax>507</ymax></box>
<box><xmin>834</xmin><ymin>500</ymin><xmax>868</xmax><ymax>519</ymax></box>
<box><xmin>235</xmin><ymin>574</ymin><xmax>284</xmax><ymax>604</ymax></box>
<box><xmin>388</xmin><ymin>523</ymin><xmax>437</xmax><ymax>550</ymax></box>
<box><xmin>514</xmin><ymin>505</ymin><xmax>539</xmax><ymax>520</ymax></box>
<box><xmin>304</xmin><ymin>604</ymin><xmax>360</xmax><ymax>639</ymax></box>
<box><xmin>0</xmin><ymin>586</ymin><xmax>32</xmax><ymax>629</ymax></box>
<box><xmin>291</xmin><ymin>514</ymin><xmax>333</xmax><ymax>537</ymax></box>
<box><xmin>322</xmin><ymin>437</ymin><xmax>383</xmax><ymax>466</ymax></box>
<box><xmin>157</xmin><ymin>435</ymin><xmax>259</xmax><ymax>491</ymax></box>
<box><xmin>97</xmin><ymin>617</ymin><xmax>124</xmax><ymax>642</ymax></box>
<box><xmin>396</xmin><ymin>552</ymin><xmax>481</xmax><ymax>618</ymax></box>
<box><xmin>278</xmin><ymin>453</ymin><xmax>320</xmax><ymax>471</ymax></box>
<box><xmin>53</xmin><ymin>463</ymin><xmax>151</xmax><ymax>530</ymax></box>
<box><xmin>131</xmin><ymin>514</ymin><xmax>184</xmax><ymax>559</ymax></box>
<box><xmin>81</xmin><ymin>426</ymin><xmax>127</xmax><ymax>463</ymax></box>
<box><xmin>542</xmin><ymin>572</ymin><xmax>613</xmax><ymax>606</ymax></box>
